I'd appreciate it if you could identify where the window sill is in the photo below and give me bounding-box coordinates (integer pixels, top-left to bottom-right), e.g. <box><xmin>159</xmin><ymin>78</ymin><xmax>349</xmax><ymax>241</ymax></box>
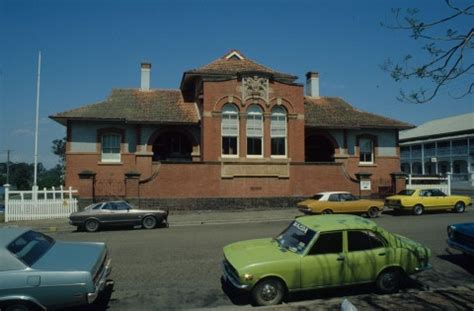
<box><xmin>358</xmin><ymin>163</ymin><xmax>377</xmax><ymax>167</ymax></box>
<box><xmin>98</xmin><ymin>161</ymin><xmax>123</xmax><ymax>165</ymax></box>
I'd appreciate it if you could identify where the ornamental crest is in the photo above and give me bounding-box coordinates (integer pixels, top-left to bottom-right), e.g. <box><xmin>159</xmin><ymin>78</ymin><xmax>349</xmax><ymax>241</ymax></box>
<box><xmin>242</xmin><ymin>76</ymin><xmax>268</xmax><ymax>101</ymax></box>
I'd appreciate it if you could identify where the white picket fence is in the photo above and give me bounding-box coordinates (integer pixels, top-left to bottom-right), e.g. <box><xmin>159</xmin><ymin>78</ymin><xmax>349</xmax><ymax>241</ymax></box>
<box><xmin>4</xmin><ymin>185</ymin><xmax>78</xmax><ymax>222</ymax></box>
<box><xmin>406</xmin><ymin>173</ymin><xmax>451</xmax><ymax>195</ymax></box>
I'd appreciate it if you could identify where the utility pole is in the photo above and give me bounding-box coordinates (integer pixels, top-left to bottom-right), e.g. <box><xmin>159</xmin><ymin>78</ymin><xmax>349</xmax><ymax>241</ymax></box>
<box><xmin>33</xmin><ymin>51</ymin><xmax>42</xmax><ymax>191</ymax></box>
<box><xmin>6</xmin><ymin>149</ymin><xmax>11</xmax><ymax>184</ymax></box>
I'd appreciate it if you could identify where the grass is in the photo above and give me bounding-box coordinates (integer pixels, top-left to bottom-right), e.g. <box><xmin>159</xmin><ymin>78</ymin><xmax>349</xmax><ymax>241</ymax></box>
<box><xmin>0</xmin><ymin>213</ymin><xmax>4</xmax><ymax>223</ymax></box>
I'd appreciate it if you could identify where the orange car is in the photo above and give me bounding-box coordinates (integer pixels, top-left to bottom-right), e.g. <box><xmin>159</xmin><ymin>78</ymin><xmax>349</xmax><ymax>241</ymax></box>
<box><xmin>297</xmin><ymin>191</ymin><xmax>384</xmax><ymax>218</ymax></box>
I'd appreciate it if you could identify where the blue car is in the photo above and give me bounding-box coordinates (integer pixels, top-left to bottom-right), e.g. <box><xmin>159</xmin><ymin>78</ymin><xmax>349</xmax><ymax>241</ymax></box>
<box><xmin>0</xmin><ymin>228</ymin><xmax>113</xmax><ymax>310</ymax></box>
<box><xmin>447</xmin><ymin>223</ymin><xmax>474</xmax><ymax>257</ymax></box>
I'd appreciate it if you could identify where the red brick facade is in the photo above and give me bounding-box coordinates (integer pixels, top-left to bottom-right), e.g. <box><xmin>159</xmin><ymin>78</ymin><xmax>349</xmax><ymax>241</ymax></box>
<box><xmin>54</xmin><ymin>51</ymin><xmax>409</xmax><ymax>203</ymax></box>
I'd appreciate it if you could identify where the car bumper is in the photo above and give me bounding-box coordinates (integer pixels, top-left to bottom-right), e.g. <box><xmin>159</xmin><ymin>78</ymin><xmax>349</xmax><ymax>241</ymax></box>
<box><xmin>87</xmin><ymin>258</ymin><xmax>113</xmax><ymax>304</ymax></box>
<box><xmin>297</xmin><ymin>207</ymin><xmax>313</xmax><ymax>214</ymax></box>
<box><xmin>221</xmin><ymin>262</ymin><xmax>250</xmax><ymax>290</ymax></box>
<box><xmin>447</xmin><ymin>239</ymin><xmax>474</xmax><ymax>256</ymax></box>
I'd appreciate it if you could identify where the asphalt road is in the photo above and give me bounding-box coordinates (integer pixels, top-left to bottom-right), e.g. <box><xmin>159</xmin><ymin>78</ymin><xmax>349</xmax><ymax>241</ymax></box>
<box><xmin>48</xmin><ymin>209</ymin><xmax>474</xmax><ymax>310</ymax></box>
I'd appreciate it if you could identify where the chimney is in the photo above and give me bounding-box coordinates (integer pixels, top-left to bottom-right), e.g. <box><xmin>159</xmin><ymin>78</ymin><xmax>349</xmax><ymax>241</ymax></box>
<box><xmin>305</xmin><ymin>71</ymin><xmax>319</xmax><ymax>98</ymax></box>
<box><xmin>140</xmin><ymin>63</ymin><xmax>151</xmax><ymax>91</ymax></box>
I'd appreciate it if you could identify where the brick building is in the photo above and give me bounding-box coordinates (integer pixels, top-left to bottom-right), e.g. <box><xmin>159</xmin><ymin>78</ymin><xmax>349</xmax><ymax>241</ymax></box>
<box><xmin>50</xmin><ymin>50</ymin><xmax>412</xmax><ymax>209</ymax></box>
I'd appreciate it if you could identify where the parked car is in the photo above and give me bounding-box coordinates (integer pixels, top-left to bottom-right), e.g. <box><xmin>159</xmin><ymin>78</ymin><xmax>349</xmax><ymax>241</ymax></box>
<box><xmin>297</xmin><ymin>191</ymin><xmax>384</xmax><ymax>218</ymax></box>
<box><xmin>69</xmin><ymin>201</ymin><xmax>168</xmax><ymax>232</ymax></box>
<box><xmin>385</xmin><ymin>189</ymin><xmax>472</xmax><ymax>216</ymax></box>
<box><xmin>0</xmin><ymin>228</ymin><xmax>112</xmax><ymax>311</ymax></box>
<box><xmin>222</xmin><ymin>215</ymin><xmax>431</xmax><ymax>306</ymax></box>
<box><xmin>447</xmin><ymin>223</ymin><xmax>474</xmax><ymax>257</ymax></box>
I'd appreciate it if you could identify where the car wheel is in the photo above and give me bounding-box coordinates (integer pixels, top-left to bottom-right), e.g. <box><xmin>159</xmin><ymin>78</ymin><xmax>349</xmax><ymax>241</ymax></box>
<box><xmin>85</xmin><ymin>219</ymin><xmax>100</xmax><ymax>232</ymax></box>
<box><xmin>375</xmin><ymin>268</ymin><xmax>401</xmax><ymax>294</ymax></box>
<box><xmin>4</xmin><ymin>301</ymin><xmax>36</xmax><ymax>311</ymax></box>
<box><xmin>453</xmin><ymin>201</ymin><xmax>465</xmax><ymax>213</ymax></box>
<box><xmin>367</xmin><ymin>207</ymin><xmax>380</xmax><ymax>218</ymax></box>
<box><xmin>251</xmin><ymin>278</ymin><xmax>286</xmax><ymax>306</ymax></box>
<box><xmin>412</xmin><ymin>204</ymin><xmax>424</xmax><ymax>216</ymax></box>
<box><xmin>321</xmin><ymin>209</ymin><xmax>333</xmax><ymax>215</ymax></box>
<box><xmin>142</xmin><ymin>216</ymin><xmax>157</xmax><ymax>229</ymax></box>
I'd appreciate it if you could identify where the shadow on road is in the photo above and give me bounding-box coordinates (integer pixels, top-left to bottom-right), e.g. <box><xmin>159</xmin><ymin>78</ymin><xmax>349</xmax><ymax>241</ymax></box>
<box><xmin>62</xmin><ymin>282</ymin><xmax>115</xmax><ymax>311</ymax></box>
<box><xmin>73</xmin><ymin>222</ymin><xmax>169</xmax><ymax>234</ymax></box>
<box><xmin>383</xmin><ymin>209</ymin><xmax>457</xmax><ymax>217</ymax></box>
<box><xmin>221</xmin><ymin>275</ymin><xmax>427</xmax><ymax>306</ymax></box>
<box><xmin>438</xmin><ymin>253</ymin><xmax>474</xmax><ymax>275</ymax></box>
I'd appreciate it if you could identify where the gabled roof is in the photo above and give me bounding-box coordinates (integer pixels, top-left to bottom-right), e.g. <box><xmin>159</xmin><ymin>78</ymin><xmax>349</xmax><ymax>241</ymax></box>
<box><xmin>182</xmin><ymin>49</ymin><xmax>297</xmax><ymax>82</ymax></box>
<box><xmin>304</xmin><ymin>97</ymin><xmax>413</xmax><ymax>130</ymax></box>
<box><xmin>399</xmin><ymin>113</ymin><xmax>474</xmax><ymax>141</ymax></box>
<box><xmin>50</xmin><ymin>89</ymin><xmax>200</xmax><ymax>125</ymax></box>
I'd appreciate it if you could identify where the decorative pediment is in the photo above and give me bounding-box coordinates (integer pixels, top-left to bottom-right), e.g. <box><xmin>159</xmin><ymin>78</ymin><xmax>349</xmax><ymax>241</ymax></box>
<box><xmin>242</xmin><ymin>75</ymin><xmax>269</xmax><ymax>101</ymax></box>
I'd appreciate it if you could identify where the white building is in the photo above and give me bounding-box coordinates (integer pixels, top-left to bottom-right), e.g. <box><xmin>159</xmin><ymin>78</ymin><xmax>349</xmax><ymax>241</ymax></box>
<box><xmin>399</xmin><ymin>113</ymin><xmax>474</xmax><ymax>189</ymax></box>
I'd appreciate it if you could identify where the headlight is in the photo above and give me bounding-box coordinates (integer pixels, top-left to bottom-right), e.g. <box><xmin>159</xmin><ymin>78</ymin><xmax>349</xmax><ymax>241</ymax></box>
<box><xmin>447</xmin><ymin>226</ymin><xmax>455</xmax><ymax>239</ymax></box>
<box><xmin>243</xmin><ymin>273</ymin><xmax>253</xmax><ymax>281</ymax></box>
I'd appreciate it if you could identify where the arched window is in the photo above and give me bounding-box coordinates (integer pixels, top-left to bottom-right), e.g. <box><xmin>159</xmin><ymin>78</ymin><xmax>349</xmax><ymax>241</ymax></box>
<box><xmin>246</xmin><ymin>105</ymin><xmax>263</xmax><ymax>157</ymax></box>
<box><xmin>101</xmin><ymin>133</ymin><xmax>121</xmax><ymax>162</ymax></box>
<box><xmin>271</xmin><ymin>106</ymin><xmax>287</xmax><ymax>157</ymax></box>
<box><xmin>221</xmin><ymin>104</ymin><xmax>239</xmax><ymax>156</ymax></box>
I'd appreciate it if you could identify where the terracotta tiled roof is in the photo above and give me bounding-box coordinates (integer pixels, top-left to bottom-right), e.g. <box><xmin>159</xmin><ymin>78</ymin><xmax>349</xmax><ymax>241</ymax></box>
<box><xmin>50</xmin><ymin>89</ymin><xmax>199</xmax><ymax>125</ymax></box>
<box><xmin>304</xmin><ymin>97</ymin><xmax>413</xmax><ymax>130</ymax></box>
<box><xmin>185</xmin><ymin>49</ymin><xmax>297</xmax><ymax>80</ymax></box>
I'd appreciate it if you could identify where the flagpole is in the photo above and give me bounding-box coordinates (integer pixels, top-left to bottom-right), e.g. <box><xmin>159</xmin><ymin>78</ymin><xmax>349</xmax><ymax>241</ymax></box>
<box><xmin>33</xmin><ymin>51</ymin><xmax>42</xmax><ymax>191</ymax></box>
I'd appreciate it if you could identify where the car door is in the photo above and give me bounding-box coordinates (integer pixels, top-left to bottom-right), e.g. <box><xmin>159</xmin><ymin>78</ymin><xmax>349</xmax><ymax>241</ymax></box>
<box><xmin>341</xmin><ymin>193</ymin><xmax>362</xmax><ymax>213</ymax></box>
<box><xmin>300</xmin><ymin>231</ymin><xmax>346</xmax><ymax>288</ymax></box>
<box><xmin>326</xmin><ymin>194</ymin><xmax>344</xmax><ymax>213</ymax></box>
<box><xmin>96</xmin><ymin>202</ymin><xmax>115</xmax><ymax>224</ymax></box>
<box><xmin>418</xmin><ymin>190</ymin><xmax>436</xmax><ymax>210</ymax></box>
<box><xmin>344</xmin><ymin>230</ymin><xmax>390</xmax><ymax>284</ymax></box>
<box><xmin>430</xmin><ymin>189</ymin><xmax>450</xmax><ymax>209</ymax></box>
<box><xmin>109</xmin><ymin>202</ymin><xmax>135</xmax><ymax>224</ymax></box>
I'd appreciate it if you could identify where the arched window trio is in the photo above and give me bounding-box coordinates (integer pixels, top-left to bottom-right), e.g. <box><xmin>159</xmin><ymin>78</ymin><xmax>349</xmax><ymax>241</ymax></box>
<box><xmin>221</xmin><ymin>104</ymin><xmax>287</xmax><ymax>158</ymax></box>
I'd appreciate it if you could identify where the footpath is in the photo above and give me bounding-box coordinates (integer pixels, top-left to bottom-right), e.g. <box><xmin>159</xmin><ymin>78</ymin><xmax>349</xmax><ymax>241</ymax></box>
<box><xmin>0</xmin><ymin>208</ymin><xmax>301</xmax><ymax>232</ymax></box>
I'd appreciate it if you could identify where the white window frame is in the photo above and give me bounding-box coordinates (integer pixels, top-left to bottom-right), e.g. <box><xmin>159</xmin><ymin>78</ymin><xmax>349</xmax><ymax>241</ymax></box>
<box><xmin>221</xmin><ymin>104</ymin><xmax>239</xmax><ymax>158</ymax></box>
<box><xmin>359</xmin><ymin>137</ymin><xmax>374</xmax><ymax>164</ymax></box>
<box><xmin>270</xmin><ymin>106</ymin><xmax>287</xmax><ymax>158</ymax></box>
<box><xmin>246</xmin><ymin>105</ymin><xmax>263</xmax><ymax>158</ymax></box>
<box><xmin>101</xmin><ymin>133</ymin><xmax>121</xmax><ymax>163</ymax></box>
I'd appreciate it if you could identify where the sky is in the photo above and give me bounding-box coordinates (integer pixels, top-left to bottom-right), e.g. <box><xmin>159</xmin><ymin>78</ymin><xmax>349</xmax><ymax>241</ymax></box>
<box><xmin>0</xmin><ymin>0</ymin><xmax>472</xmax><ymax>169</ymax></box>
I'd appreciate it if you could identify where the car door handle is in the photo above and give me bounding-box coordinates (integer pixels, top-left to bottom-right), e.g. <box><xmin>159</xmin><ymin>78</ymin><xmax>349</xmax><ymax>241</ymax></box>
<box><xmin>378</xmin><ymin>252</ymin><xmax>386</xmax><ymax>256</ymax></box>
<box><xmin>337</xmin><ymin>255</ymin><xmax>345</xmax><ymax>261</ymax></box>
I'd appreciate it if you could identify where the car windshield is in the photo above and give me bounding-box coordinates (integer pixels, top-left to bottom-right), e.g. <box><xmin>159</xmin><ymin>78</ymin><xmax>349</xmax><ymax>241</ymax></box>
<box><xmin>311</xmin><ymin>194</ymin><xmax>324</xmax><ymax>200</ymax></box>
<box><xmin>397</xmin><ymin>190</ymin><xmax>415</xmax><ymax>196</ymax></box>
<box><xmin>275</xmin><ymin>221</ymin><xmax>316</xmax><ymax>254</ymax></box>
<box><xmin>84</xmin><ymin>202</ymin><xmax>103</xmax><ymax>210</ymax></box>
<box><xmin>7</xmin><ymin>231</ymin><xmax>55</xmax><ymax>266</ymax></box>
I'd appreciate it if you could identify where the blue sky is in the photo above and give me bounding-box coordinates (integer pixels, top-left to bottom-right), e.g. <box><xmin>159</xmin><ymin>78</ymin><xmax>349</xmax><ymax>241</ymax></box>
<box><xmin>0</xmin><ymin>0</ymin><xmax>472</xmax><ymax>168</ymax></box>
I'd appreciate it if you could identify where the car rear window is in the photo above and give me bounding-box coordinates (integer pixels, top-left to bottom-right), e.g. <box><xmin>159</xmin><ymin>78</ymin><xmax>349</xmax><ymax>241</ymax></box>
<box><xmin>397</xmin><ymin>190</ymin><xmax>415</xmax><ymax>196</ymax></box>
<box><xmin>311</xmin><ymin>194</ymin><xmax>324</xmax><ymax>200</ymax></box>
<box><xmin>7</xmin><ymin>231</ymin><xmax>55</xmax><ymax>266</ymax></box>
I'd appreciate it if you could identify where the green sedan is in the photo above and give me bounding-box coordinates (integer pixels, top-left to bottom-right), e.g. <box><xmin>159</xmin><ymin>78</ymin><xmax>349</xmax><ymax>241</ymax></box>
<box><xmin>222</xmin><ymin>215</ymin><xmax>431</xmax><ymax>306</ymax></box>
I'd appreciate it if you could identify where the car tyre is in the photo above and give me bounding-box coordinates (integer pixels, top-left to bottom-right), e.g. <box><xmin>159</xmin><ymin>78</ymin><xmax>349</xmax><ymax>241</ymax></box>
<box><xmin>4</xmin><ymin>301</ymin><xmax>37</xmax><ymax>311</ymax></box>
<box><xmin>321</xmin><ymin>209</ymin><xmax>333</xmax><ymax>215</ymax></box>
<box><xmin>367</xmin><ymin>207</ymin><xmax>380</xmax><ymax>218</ymax></box>
<box><xmin>412</xmin><ymin>204</ymin><xmax>424</xmax><ymax>216</ymax></box>
<box><xmin>85</xmin><ymin>219</ymin><xmax>100</xmax><ymax>232</ymax></box>
<box><xmin>142</xmin><ymin>216</ymin><xmax>157</xmax><ymax>229</ymax></box>
<box><xmin>251</xmin><ymin>277</ymin><xmax>286</xmax><ymax>306</ymax></box>
<box><xmin>453</xmin><ymin>201</ymin><xmax>465</xmax><ymax>213</ymax></box>
<box><xmin>375</xmin><ymin>268</ymin><xmax>401</xmax><ymax>294</ymax></box>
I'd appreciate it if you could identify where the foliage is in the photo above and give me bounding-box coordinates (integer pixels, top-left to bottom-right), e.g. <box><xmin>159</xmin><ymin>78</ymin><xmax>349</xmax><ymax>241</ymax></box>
<box><xmin>52</xmin><ymin>137</ymin><xmax>66</xmax><ymax>184</ymax></box>
<box><xmin>381</xmin><ymin>0</ymin><xmax>473</xmax><ymax>103</ymax></box>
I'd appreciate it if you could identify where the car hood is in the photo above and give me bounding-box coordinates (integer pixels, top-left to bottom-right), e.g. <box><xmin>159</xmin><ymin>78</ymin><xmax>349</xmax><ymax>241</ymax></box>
<box><xmin>224</xmin><ymin>238</ymin><xmax>297</xmax><ymax>270</ymax></box>
<box><xmin>32</xmin><ymin>241</ymin><xmax>106</xmax><ymax>273</ymax></box>
<box><xmin>394</xmin><ymin>233</ymin><xmax>431</xmax><ymax>260</ymax></box>
<box><xmin>451</xmin><ymin>223</ymin><xmax>474</xmax><ymax>235</ymax></box>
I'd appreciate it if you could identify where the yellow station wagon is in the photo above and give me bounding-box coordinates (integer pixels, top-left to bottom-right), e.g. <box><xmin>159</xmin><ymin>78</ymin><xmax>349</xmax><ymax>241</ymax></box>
<box><xmin>385</xmin><ymin>189</ymin><xmax>472</xmax><ymax>216</ymax></box>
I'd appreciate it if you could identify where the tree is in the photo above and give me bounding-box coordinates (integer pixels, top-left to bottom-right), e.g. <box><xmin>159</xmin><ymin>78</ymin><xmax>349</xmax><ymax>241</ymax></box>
<box><xmin>382</xmin><ymin>0</ymin><xmax>473</xmax><ymax>103</ymax></box>
<box><xmin>52</xmin><ymin>137</ymin><xmax>66</xmax><ymax>184</ymax></box>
